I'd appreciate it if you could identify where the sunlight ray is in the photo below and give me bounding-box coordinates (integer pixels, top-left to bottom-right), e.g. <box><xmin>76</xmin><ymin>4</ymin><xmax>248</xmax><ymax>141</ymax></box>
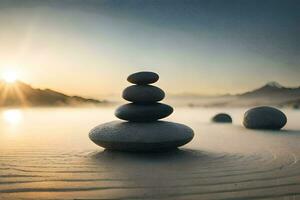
<box><xmin>0</xmin><ymin>84</ymin><xmax>9</xmax><ymax>106</ymax></box>
<box><xmin>0</xmin><ymin>82</ymin><xmax>28</xmax><ymax>107</ymax></box>
<box><xmin>12</xmin><ymin>84</ymin><xmax>29</xmax><ymax>107</ymax></box>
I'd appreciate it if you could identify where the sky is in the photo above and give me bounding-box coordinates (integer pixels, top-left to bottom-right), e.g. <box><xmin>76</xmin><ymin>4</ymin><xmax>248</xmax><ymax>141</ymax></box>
<box><xmin>0</xmin><ymin>0</ymin><xmax>299</xmax><ymax>99</ymax></box>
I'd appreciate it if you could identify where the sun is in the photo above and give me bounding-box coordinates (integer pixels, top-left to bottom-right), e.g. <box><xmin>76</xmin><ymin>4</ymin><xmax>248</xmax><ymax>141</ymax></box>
<box><xmin>2</xmin><ymin>70</ymin><xmax>18</xmax><ymax>83</ymax></box>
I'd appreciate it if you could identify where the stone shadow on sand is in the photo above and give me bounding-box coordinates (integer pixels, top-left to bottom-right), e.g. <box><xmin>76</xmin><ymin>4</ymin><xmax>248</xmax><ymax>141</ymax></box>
<box><xmin>235</xmin><ymin>125</ymin><xmax>300</xmax><ymax>135</ymax></box>
<box><xmin>275</xmin><ymin>129</ymin><xmax>300</xmax><ymax>134</ymax></box>
<box><xmin>89</xmin><ymin>148</ymin><xmax>221</xmax><ymax>167</ymax></box>
<box><xmin>255</xmin><ymin>129</ymin><xmax>300</xmax><ymax>135</ymax></box>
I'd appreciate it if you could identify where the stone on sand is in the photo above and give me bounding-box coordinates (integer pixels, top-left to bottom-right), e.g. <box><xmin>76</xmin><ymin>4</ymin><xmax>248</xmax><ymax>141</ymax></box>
<box><xmin>89</xmin><ymin>121</ymin><xmax>194</xmax><ymax>151</ymax></box>
<box><xmin>212</xmin><ymin>113</ymin><xmax>232</xmax><ymax>123</ymax></box>
<box><xmin>243</xmin><ymin>106</ymin><xmax>287</xmax><ymax>130</ymax></box>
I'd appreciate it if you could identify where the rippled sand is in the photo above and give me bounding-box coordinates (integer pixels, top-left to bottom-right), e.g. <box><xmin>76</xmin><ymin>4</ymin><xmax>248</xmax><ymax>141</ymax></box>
<box><xmin>0</xmin><ymin>107</ymin><xmax>300</xmax><ymax>199</ymax></box>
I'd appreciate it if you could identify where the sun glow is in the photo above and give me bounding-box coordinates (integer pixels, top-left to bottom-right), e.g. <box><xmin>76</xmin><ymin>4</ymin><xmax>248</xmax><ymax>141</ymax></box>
<box><xmin>2</xmin><ymin>70</ymin><xmax>18</xmax><ymax>83</ymax></box>
<box><xmin>2</xmin><ymin>109</ymin><xmax>23</xmax><ymax>125</ymax></box>
<box><xmin>0</xmin><ymin>68</ymin><xmax>28</xmax><ymax>107</ymax></box>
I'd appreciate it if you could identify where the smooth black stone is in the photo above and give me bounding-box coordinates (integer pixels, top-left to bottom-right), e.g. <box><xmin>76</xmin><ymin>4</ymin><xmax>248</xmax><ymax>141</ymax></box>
<box><xmin>127</xmin><ymin>71</ymin><xmax>159</xmax><ymax>85</ymax></box>
<box><xmin>115</xmin><ymin>103</ymin><xmax>173</xmax><ymax>122</ymax></box>
<box><xmin>123</xmin><ymin>85</ymin><xmax>165</xmax><ymax>103</ymax></box>
<box><xmin>212</xmin><ymin>113</ymin><xmax>232</xmax><ymax>123</ymax></box>
<box><xmin>243</xmin><ymin>106</ymin><xmax>287</xmax><ymax>130</ymax></box>
<box><xmin>89</xmin><ymin>121</ymin><xmax>194</xmax><ymax>152</ymax></box>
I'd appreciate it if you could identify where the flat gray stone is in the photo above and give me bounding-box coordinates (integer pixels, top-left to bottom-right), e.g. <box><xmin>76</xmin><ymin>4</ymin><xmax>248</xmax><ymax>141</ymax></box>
<box><xmin>127</xmin><ymin>71</ymin><xmax>159</xmax><ymax>85</ymax></box>
<box><xmin>89</xmin><ymin>121</ymin><xmax>194</xmax><ymax>151</ymax></box>
<box><xmin>123</xmin><ymin>85</ymin><xmax>165</xmax><ymax>103</ymax></box>
<box><xmin>115</xmin><ymin>103</ymin><xmax>173</xmax><ymax>122</ymax></box>
<box><xmin>212</xmin><ymin>113</ymin><xmax>232</xmax><ymax>123</ymax></box>
<box><xmin>243</xmin><ymin>106</ymin><xmax>287</xmax><ymax>130</ymax></box>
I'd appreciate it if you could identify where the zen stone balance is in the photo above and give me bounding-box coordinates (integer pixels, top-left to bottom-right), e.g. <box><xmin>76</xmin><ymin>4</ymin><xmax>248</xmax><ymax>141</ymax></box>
<box><xmin>89</xmin><ymin>71</ymin><xmax>194</xmax><ymax>152</ymax></box>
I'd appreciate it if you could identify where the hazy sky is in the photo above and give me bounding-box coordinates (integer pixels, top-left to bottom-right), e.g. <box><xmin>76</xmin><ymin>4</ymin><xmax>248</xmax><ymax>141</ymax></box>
<box><xmin>0</xmin><ymin>0</ymin><xmax>299</xmax><ymax>98</ymax></box>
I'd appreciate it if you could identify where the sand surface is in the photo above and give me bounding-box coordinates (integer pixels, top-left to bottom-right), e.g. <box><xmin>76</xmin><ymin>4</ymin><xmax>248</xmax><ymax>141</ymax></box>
<box><xmin>0</xmin><ymin>107</ymin><xmax>300</xmax><ymax>200</ymax></box>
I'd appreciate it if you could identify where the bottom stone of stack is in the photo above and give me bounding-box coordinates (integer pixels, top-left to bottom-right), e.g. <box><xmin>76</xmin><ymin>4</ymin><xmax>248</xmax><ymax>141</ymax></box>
<box><xmin>89</xmin><ymin>121</ymin><xmax>194</xmax><ymax>152</ymax></box>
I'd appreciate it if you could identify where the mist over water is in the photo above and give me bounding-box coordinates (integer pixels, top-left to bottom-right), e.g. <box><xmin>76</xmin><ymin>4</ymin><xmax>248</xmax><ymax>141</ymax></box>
<box><xmin>0</xmin><ymin>107</ymin><xmax>300</xmax><ymax>199</ymax></box>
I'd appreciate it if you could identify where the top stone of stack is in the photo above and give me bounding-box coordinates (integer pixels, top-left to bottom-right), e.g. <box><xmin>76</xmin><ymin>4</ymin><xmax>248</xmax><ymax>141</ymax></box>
<box><xmin>127</xmin><ymin>71</ymin><xmax>159</xmax><ymax>85</ymax></box>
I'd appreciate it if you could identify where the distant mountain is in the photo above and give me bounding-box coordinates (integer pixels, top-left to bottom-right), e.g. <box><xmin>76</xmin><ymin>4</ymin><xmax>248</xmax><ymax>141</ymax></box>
<box><xmin>235</xmin><ymin>81</ymin><xmax>300</xmax><ymax>106</ymax></box>
<box><xmin>0</xmin><ymin>81</ymin><xmax>105</xmax><ymax>107</ymax></box>
<box><xmin>170</xmin><ymin>81</ymin><xmax>300</xmax><ymax>108</ymax></box>
<box><xmin>281</xmin><ymin>98</ymin><xmax>300</xmax><ymax>109</ymax></box>
<box><xmin>239</xmin><ymin>81</ymin><xmax>300</xmax><ymax>98</ymax></box>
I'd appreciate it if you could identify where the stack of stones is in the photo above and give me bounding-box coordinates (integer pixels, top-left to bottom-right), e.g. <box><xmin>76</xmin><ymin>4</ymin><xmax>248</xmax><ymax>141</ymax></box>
<box><xmin>115</xmin><ymin>72</ymin><xmax>173</xmax><ymax>122</ymax></box>
<box><xmin>89</xmin><ymin>71</ymin><xmax>194</xmax><ymax>152</ymax></box>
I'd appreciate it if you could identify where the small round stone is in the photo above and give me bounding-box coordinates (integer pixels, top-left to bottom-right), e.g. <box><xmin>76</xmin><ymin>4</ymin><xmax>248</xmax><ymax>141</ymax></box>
<box><xmin>243</xmin><ymin>106</ymin><xmax>287</xmax><ymax>130</ymax></box>
<box><xmin>89</xmin><ymin>121</ymin><xmax>194</xmax><ymax>152</ymax></box>
<box><xmin>127</xmin><ymin>71</ymin><xmax>159</xmax><ymax>85</ymax></box>
<box><xmin>115</xmin><ymin>103</ymin><xmax>173</xmax><ymax>122</ymax></box>
<box><xmin>123</xmin><ymin>85</ymin><xmax>165</xmax><ymax>103</ymax></box>
<box><xmin>212</xmin><ymin>113</ymin><xmax>232</xmax><ymax>123</ymax></box>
